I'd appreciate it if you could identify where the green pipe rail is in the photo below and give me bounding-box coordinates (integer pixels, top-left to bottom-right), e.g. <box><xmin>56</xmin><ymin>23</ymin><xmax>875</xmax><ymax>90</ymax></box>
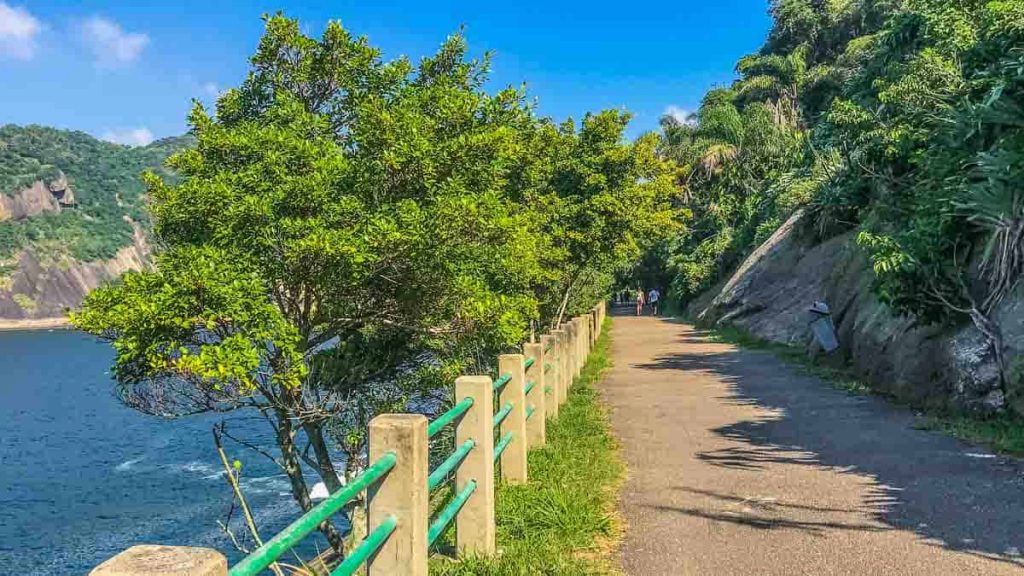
<box><xmin>493</xmin><ymin>431</ymin><xmax>514</xmax><ymax>462</ymax></box>
<box><xmin>493</xmin><ymin>373</ymin><xmax>511</xmax><ymax>391</ymax></box>
<box><xmin>428</xmin><ymin>438</ymin><xmax>475</xmax><ymax>491</ymax></box>
<box><xmin>331</xmin><ymin>514</ymin><xmax>397</xmax><ymax>576</ymax></box>
<box><xmin>428</xmin><ymin>479</ymin><xmax>477</xmax><ymax>546</ymax></box>
<box><xmin>228</xmin><ymin>452</ymin><xmax>398</xmax><ymax>576</ymax></box>
<box><xmin>493</xmin><ymin>402</ymin><xmax>513</xmax><ymax>428</ymax></box>
<box><xmin>428</xmin><ymin>396</ymin><xmax>473</xmax><ymax>438</ymax></box>
<box><xmin>94</xmin><ymin>301</ymin><xmax>608</xmax><ymax>576</ymax></box>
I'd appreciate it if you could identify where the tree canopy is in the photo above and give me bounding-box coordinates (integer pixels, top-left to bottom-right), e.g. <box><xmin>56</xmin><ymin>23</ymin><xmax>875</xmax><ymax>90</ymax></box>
<box><xmin>655</xmin><ymin>0</ymin><xmax>1024</xmax><ymax>406</ymax></box>
<box><xmin>71</xmin><ymin>14</ymin><xmax>678</xmax><ymax>556</ymax></box>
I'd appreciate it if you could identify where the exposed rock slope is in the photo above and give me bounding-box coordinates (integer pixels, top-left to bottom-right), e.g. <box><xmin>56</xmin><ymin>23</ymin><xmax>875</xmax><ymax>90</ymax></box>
<box><xmin>0</xmin><ymin>124</ymin><xmax>190</xmax><ymax>327</ymax></box>
<box><xmin>688</xmin><ymin>211</ymin><xmax>1021</xmax><ymax>413</ymax></box>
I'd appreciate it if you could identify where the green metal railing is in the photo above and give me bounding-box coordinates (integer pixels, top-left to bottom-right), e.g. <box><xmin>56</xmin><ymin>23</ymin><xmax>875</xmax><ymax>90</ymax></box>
<box><xmin>428</xmin><ymin>397</ymin><xmax>473</xmax><ymax>438</ymax></box>
<box><xmin>493</xmin><ymin>402</ymin><xmax>513</xmax><ymax>427</ymax></box>
<box><xmin>231</xmin><ymin>328</ymin><xmax>578</xmax><ymax>574</ymax></box>
<box><xmin>428</xmin><ymin>439</ymin><xmax>475</xmax><ymax>491</ymax></box>
<box><xmin>330</xmin><ymin>515</ymin><xmax>397</xmax><ymax>575</ymax></box>
<box><xmin>229</xmin><ymin>452</ymin><xmax>398</xmax><ymax>576</ymax></box>
<box><xmin>493</xmin><ymin>431</ymin><xmax>514</xmax><ymax>462</ymax></box>
<box><xmin>493</xmin><ymin>373</ymin><xmax>512</xmax><ymax>391</ymax></box>
<box><xmin>428</xmin><ymin>479</ymin><xmax>477</xmax><ymax>546</ymax></box>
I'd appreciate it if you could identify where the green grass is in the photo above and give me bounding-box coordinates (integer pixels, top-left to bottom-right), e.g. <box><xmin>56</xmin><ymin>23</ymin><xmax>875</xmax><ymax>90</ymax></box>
<box><xmin>913</xmin><ymin>414</ymin><xmax>1024</xmax><ymax>456</ymax></box>
<box><xmin>701</xmin><ymin>321</ymin><xmax>1024</xmax><ymax>456</ymax></box>
<box><xmin>432</xmin><ymin>321</ymin><xmax>624</xmax><ymax>575</ymax></box>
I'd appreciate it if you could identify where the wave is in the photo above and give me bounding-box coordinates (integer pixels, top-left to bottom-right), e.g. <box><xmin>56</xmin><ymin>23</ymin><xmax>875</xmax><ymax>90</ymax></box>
<box><xmin>114</xmin><ymin>457</ymin><xmax>145</xmax><ymax>472</ymax></box>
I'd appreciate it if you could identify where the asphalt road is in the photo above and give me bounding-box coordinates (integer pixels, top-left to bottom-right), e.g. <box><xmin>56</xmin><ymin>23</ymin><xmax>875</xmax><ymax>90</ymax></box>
<box><xmin>600</xmin><ymin>311</ymin><xmax>1024</xmax><ymax>575</ymax></box>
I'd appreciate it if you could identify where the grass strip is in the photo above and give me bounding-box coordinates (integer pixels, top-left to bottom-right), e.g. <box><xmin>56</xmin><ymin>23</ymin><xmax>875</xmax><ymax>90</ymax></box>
<box><xmin>432</xmin><ymin>319</ymin><xmax>624</xmax><ymax>575</ymax></box>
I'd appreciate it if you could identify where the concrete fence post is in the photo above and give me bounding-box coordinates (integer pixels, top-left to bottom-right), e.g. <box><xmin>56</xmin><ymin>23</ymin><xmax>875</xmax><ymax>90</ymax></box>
<box><xmin>366</xmin><ymin>414</ymin><xmax>428</xmax><ymax>576</ymax></box>
<box><xmin>577</xmin><ymin>317</ymin><xmax>586</xmax><ymax>364</ymax></box>
<box><xmin>550</xmin><ymin>329</ymin><xmax>566</xmax><ymax>414</ymax></box>
<box><xmin>524</xmin><ymin>341</ymin><xmax>546</xmax><ymax>447</ymax></box>
<box><xmin>497</xmin><ymin>354</ymin><xmax>528</xmax><ymax>484</ymax></box>
<box><xmin>91</xmin><ymin>545</ymin><xmax>227</xmax><ymax>576</ymax></box>
<box><xmin>568</xmin><ymin>320</ymin><xmax>578</xmax><ymax>384</ymax></box>
<box><xmin>585</xmin><ymin>313</ymin><xmax>593</xmax><ymax>354</ymax></box>
<box><xmin>560</xmin><ymin>322</ymin><xmax>574</xmax><ymax>394</ymax></box>
<box><xmin>455</xmin><ymin>375</ymin><xmax>496</xmax><ymax>555</ymax></box>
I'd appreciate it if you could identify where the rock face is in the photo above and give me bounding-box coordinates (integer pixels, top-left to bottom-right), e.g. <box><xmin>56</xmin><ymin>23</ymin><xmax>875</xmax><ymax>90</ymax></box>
<box><xmin>0</xmin><ymin>178</ymin><xmax>63</xmax><ymax>221</ymax></box>
<box><xmin>0</xmin><ymin>224</ymin><xmax>150</xmax><ymax>323</ymax></box>
<box><xmin>47</xmin><ymin>172</ymin><xmax>76</xmax><ymax>206</ymax></box>
<box><xmin>687</xmin><ymin>210</ymin><xmax>1024</xmax><ymax>414</ymax></box>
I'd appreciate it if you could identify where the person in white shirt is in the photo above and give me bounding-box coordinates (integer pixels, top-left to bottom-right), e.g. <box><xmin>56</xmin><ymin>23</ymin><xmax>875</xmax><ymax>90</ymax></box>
<box><xmin>647</xmin><ymin>288</ymin><xmax>660</xmax><ymax>316</ymax></box>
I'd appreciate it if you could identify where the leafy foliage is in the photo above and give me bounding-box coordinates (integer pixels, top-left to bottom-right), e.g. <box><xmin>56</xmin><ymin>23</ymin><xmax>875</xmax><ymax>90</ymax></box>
<box><xmin>656</xmin><ymin>0</ymin><xmax>1024</xmax><ymax>334</ymax></box>
<box><xmin>70</xmin><ymin>14</ymin><xmax>675</xmax><ymax>556</ymax></box>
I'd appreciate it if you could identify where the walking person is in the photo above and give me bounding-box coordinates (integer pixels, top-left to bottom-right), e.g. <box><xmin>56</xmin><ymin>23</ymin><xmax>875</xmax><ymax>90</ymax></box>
<box><xmin>635</xmin><ymin>288</ymin><xmax>645</xmax><ymax>316</ymax></box>
<box><xmin>648</xmin><ymin>287</ymin><xmax>660</xmax><ymax>316</ymax></box>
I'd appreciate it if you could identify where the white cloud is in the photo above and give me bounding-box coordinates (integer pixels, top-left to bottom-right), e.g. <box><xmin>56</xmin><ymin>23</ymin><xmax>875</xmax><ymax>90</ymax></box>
<box><xmin>101</xmin><ymin>127</ymin><xmax>154</xmax><ymax>147</ymax></box>
<box><xmin>80</xmin><ymin>16</ymin><xmax>148</xmax><ymax>67</ymax></box>
<box><xmin>0</xmin><ymin>2</ymin><xmax>42</xmax><ymax>61</ymax></box>
<box><xmin>201</xmin><ymin>81</ymin><xmax>222</xmax><ymax>98</ymax></box>
<box><xmin>664</xmin><ymin>105</ymin><xmax>696</xmax><ymax>126</ymax></box>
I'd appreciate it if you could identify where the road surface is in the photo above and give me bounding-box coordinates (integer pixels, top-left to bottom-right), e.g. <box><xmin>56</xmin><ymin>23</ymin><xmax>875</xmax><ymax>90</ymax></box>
<box><xmin>600</xmin><ymin>312</ymin><xmax>1024</xmax><ymax>575</ymax></box>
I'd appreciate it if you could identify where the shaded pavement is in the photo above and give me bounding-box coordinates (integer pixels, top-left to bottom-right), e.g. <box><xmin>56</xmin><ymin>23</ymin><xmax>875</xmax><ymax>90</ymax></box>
<box><xmin>599</xmin><ymin>311</ymin><xmax>1024</xmax><ymax>575</ymax></box>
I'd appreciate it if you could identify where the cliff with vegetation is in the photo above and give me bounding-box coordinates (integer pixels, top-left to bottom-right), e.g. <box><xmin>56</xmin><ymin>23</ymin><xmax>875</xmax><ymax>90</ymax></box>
<box><xmin>0</xmin><ymin>125</ymin><xmax>190</xmax><ymax>326</ymax></box>
<box><xmin>652</xmin><ymin>0</ymin><xmax>1024</xmax><ymax>415</ymax></box>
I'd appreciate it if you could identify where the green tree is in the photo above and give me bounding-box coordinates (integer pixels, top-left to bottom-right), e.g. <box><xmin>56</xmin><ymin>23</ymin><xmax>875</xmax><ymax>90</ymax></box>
<box><xmin>71</xmin><ymin>13</ymin><xmax>680</xmax><ymax>559</ymax></box>
<box><xmin>72</xmin><ymin>15</ymin><xmax>544</xmax><ymax>553</ymax></box>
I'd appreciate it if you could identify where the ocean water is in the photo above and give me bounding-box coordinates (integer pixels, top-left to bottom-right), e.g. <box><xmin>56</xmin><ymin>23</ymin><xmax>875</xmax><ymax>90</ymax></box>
<box><xmin>0</xmin><ymin>330</ymin><xmax>323</xmax><ymax>574</ymax></box>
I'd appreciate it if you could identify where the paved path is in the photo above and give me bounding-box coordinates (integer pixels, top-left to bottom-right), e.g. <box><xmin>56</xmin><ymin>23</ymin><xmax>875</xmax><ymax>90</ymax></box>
<box><xmin>600</xmin><ymin>312</ymin><xmax>1024</xmax><ymax>575</ymax></box>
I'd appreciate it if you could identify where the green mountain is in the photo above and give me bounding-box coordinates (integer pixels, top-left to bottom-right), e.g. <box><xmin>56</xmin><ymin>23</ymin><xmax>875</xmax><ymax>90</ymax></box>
<box><xmin>0</xmin><ymin>125</ymin><xmax>191</xmax><ymax>324</ymax></box>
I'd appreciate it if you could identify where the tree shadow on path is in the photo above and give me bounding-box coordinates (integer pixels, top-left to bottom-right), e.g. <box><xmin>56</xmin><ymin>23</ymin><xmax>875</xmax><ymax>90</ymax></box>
<box><xmin>634</xmin><ymin>319</ymin><xmax>1024</xmax><ymax>567</ymax></box>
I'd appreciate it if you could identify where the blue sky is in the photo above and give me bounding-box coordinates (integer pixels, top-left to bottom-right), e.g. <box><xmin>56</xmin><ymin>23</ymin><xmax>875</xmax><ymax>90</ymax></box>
<box><xmin>0</xmin><ymin>1</ymin><xmax>771</xmax><ymax>144</ymax></box>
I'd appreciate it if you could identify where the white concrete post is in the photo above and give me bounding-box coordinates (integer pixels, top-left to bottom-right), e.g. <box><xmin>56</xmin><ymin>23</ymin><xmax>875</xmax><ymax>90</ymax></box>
<box><xmin>367</xmin><ymin>414</ymin><xmax>428</xmax><ymax>576</ymax></box>
<box><xmin>524</xmin><ymin>341</ymin><xmax>546</xmax><ymax>447</ymax></box>
<box><xmin>550</xmin><ymin>329</ymin><xmax>566</xmax><ymax>416</ymax></box>
<box><xmin>455</xmin><ymin>376</ymin><xmax>496</xmax><ymax>554</ymax></box>
<box><xmin>497</xmin><ymin>354</ymin><xmax>528</xmax><ymax>483</ymax></box>
<box><xmin>91</xmin><ymin>546</ymin><xmax>227</xmax><ymax>576</ymax></box>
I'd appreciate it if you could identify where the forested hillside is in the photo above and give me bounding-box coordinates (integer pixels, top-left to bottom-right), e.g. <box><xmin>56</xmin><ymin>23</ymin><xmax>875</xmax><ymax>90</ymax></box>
<box><xmin>0</xmin><ymin>125</ymin><xmax>190</xmax><ymax>322</ymax></box>
<box><xmin>655</xmin><ymin>0</ymin><xmax>1024</xmax><ymax>412</ymax></box>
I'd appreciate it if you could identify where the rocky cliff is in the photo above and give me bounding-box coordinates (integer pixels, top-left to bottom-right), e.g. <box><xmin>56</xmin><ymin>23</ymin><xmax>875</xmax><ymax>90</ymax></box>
<box><xmin>687</xmin><ymin>211</ymin><xmax>1022</xmax><ymax>414</ymax></box>
<box><xmin>0</xmin><ymin>125</ymin><xmax>190</xmax><ymax>328</ymax></box>
<box><xmin>0</xmin><ymin>222</ymin><xmax>151</xmax><ymax>326</ymax></box>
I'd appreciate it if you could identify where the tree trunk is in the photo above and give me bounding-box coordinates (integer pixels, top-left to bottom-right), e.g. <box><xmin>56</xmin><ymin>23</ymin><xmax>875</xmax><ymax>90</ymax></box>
<box><xmin>303</xmin><ymin>422</ymin><xmax>343</xmax><ymax>492</ymax></box>
<box><xmin>276</xmin><ymin>410</ymin><xmax>346</xmax><ymax>555</ymax></box>
<box><xmin>969</xmin><ymin>306</ymin><xmax>1009</xmax><ymax>401</ymax></box>
<box><xmin>554</xmin><ymin>269</ymin><xmax>582</xmax><ymax>327</ymax></box>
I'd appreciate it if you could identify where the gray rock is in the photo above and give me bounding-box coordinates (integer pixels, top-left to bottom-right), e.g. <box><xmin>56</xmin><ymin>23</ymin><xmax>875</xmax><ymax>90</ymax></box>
<box><xmin>688</xmin><ymin>211</ymin><xmax>1016</xmax><ymax>414</ymax></box>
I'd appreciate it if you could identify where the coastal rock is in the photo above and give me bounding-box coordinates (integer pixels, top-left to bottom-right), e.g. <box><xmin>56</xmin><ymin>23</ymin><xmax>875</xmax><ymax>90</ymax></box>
<box><xmin>0</xmin><ymin>223</ymin><xmax>151</xmax><ymax>325</ymax></box>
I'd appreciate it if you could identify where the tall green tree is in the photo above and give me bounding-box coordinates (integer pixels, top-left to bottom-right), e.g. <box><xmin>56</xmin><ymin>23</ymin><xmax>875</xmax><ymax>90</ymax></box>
<box><xmin>72</xmin><ymin>15</ymin><xmax>543</xmax><ymax>553</ymax></box>
<box><xmin>72</xmin><ymin>13</ymin><xmax>680</xmax><ymax>558</ymax></box>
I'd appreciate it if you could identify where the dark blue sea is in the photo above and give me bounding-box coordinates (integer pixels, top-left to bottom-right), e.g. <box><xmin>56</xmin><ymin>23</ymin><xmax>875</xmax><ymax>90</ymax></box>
<box><xmin>0</xmin><ymin>330</ymin><xmax>315</xmax><ymax>574</ymax></box>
